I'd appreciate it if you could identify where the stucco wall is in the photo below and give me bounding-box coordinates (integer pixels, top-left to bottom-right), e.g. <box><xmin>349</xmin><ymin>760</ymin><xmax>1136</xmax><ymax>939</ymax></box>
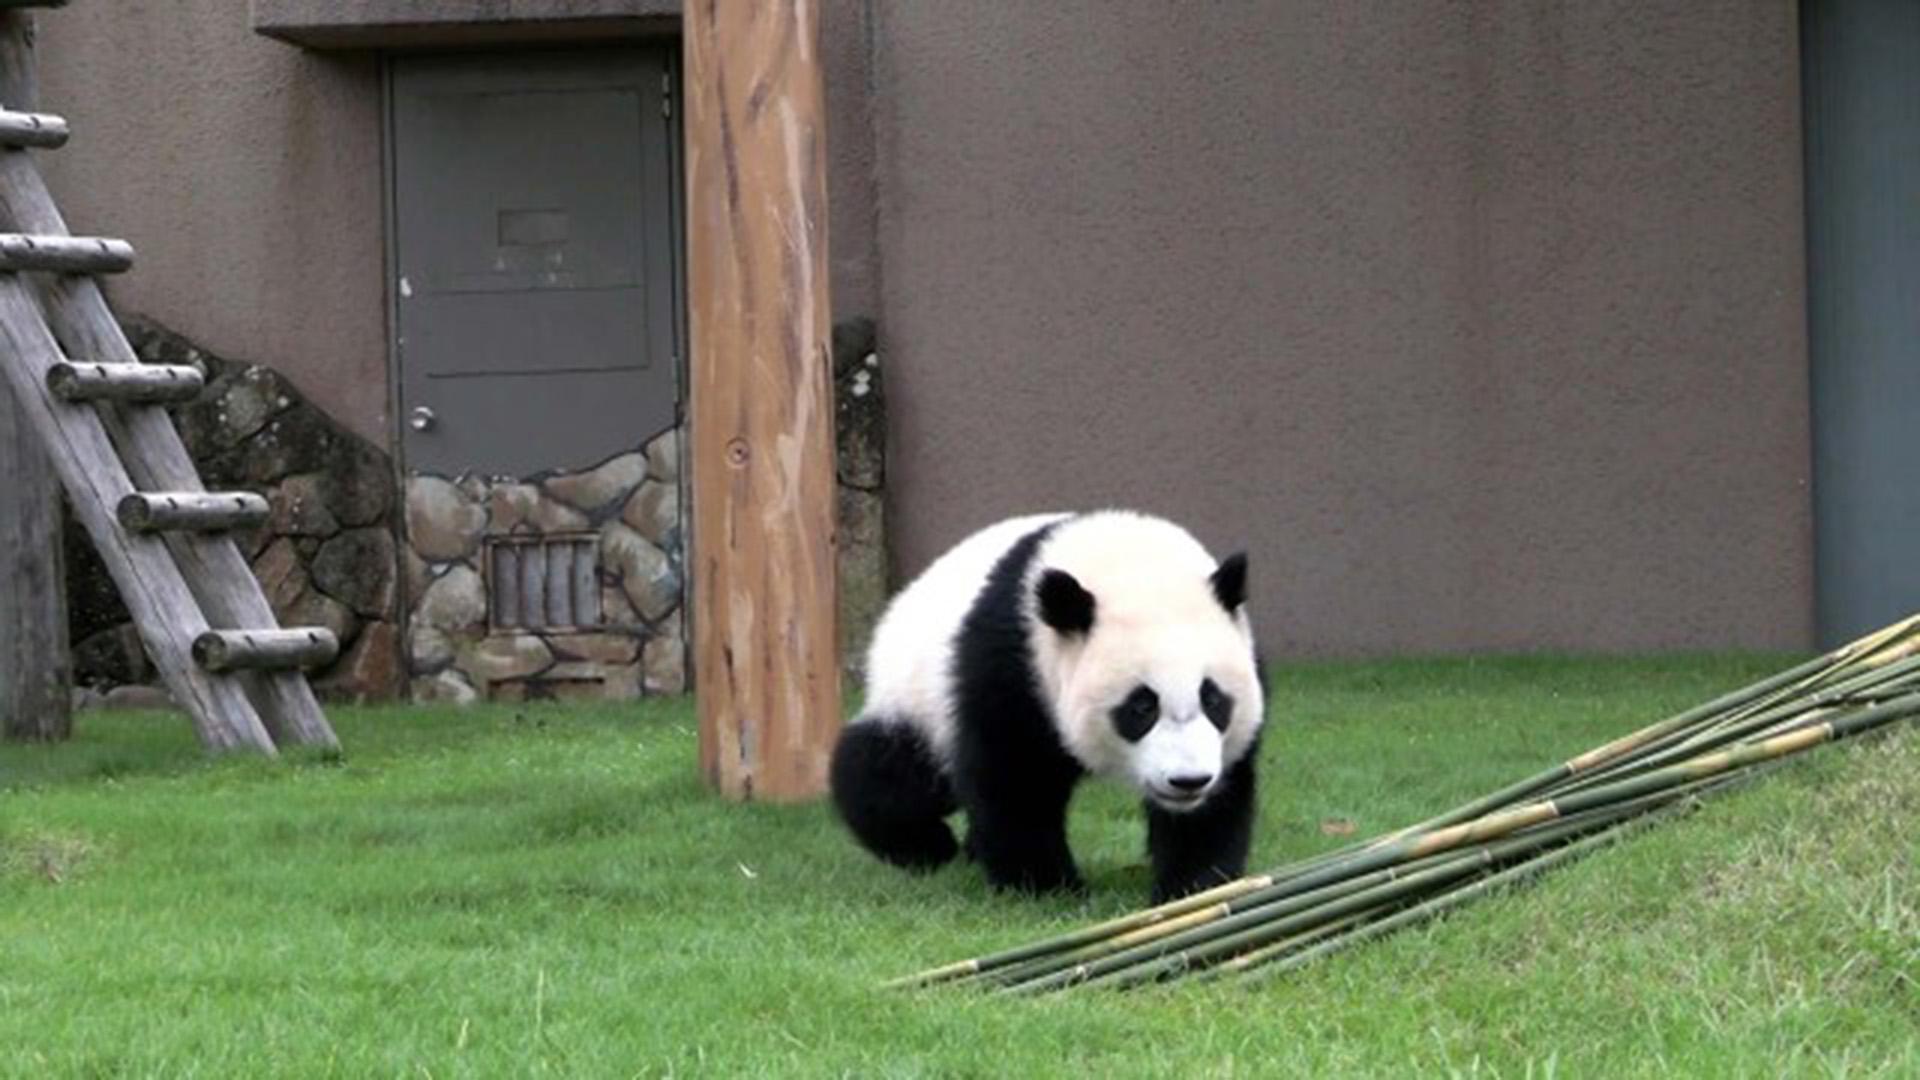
<box><xmin>38</xmin><ymin>3</ymin><xmax>391</xmax><ymax>448</ymax></box>
<box><xmin>822</xmin><ymin>0</ymin><xmax>882</xmax><ymax>318</ymax></box>
<box><xmin>33</xmin><ymin>2</ymin><xmax>883</xmax><ymax>451</ymax></box>
<box><xmin>868</xmin><ymin>0</ymin><xmax>1812</xmax><ymax>654</ymax></box>
<box><xmin>28</xmin><ymin>1</ymin><xmax>1811</xmax><ymax>656</ymax></box>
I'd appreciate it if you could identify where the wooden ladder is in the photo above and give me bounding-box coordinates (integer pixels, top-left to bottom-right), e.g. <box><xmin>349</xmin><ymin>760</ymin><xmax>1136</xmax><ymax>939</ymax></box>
<box><xmin>0</xmin><ymin>82</ymin><xmax>339</xmax><ymax>752</ymax></box>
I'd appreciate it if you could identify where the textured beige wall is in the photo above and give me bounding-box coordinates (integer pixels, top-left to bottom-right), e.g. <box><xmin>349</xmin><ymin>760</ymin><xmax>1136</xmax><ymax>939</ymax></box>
<box><xmin>39</xmin><ymin>2</ymin><xmax>389</xmax><ymax>447</ymax></box>
<box><xmin>868</xmin><ymin>0</ymin><xmax>1812</xmax><ymax>655</ymax></box>
<box><xmin>29</xmin><ymin>1</ymin><xmax>1811</xmax><ymax>655</ymax></box>
<box><xmin>822</xmin><ymin>0</ymin><xmax>881</xmax><ymax>318</ymax></box>
<box><xmin>33</xmin><ymin>1</ymin><xmax>882</xmax><ymax>451</ymax></box>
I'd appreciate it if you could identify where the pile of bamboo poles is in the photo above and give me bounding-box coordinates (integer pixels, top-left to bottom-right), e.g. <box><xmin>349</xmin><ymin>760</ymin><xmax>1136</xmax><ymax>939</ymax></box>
<box><xmin>891</xmin><ymin>615</ymin><xmax>1920</xmax><ymax>995</ymax></box>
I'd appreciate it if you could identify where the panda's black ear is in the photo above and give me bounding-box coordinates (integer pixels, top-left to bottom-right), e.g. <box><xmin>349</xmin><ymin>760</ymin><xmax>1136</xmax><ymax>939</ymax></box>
<box><xmin>1037</xmin><ymin>569</ymin><xmax>1096</xmax><ymax>636</ymax></box>
<box><xmin>1211</xmin><ymin>552</ymin><xmax>1248</xmax><ymax>612</ymax></box>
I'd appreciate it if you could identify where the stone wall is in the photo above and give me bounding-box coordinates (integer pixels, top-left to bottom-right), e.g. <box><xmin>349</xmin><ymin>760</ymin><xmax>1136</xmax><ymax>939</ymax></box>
<box><xmin>403</xmin><ymin>316</ymin><xmax>887</xmax><ymax>704</ymax></box>
<box><xmin>834</xmin><ymin>317</ymin><xmax>888</xmax><ymax>681</ymax></box>
<box><xmin>402</xmin><ymin>430</ymin><xmax>686</xmax><ymax>704</ymax></box>
<box><xmin>64</xmin><ymin>316</ymin><xmax>888</xmax><ymax>708</ymax></box>
<box><xmin>66</xmin><ymin>319</ymin><xmax>404</xmax><ymax>704</ymax></box>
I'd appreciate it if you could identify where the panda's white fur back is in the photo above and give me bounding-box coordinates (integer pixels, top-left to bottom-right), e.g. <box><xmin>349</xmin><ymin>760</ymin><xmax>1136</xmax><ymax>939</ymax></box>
<box><xmin>860</xmin><ymin>512</ymin><xmax>1071</xmax><ymax>763</ymax></box>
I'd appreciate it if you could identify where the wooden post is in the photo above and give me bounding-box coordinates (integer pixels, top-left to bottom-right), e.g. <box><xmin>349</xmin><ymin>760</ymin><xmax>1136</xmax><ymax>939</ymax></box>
<box><xmin>0</xmin><ymin>8</ymin><xmax>69</xmax><ymax>743</ymax></box>
<box><xmin>686</xmin><ymin>0</ymin><xmax>841</xmax><ymax>801</ymax></box>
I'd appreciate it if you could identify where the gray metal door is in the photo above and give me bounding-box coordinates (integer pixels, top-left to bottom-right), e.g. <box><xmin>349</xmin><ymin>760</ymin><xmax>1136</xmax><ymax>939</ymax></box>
<box><xmin>1804</xmin><ymin>0</ymin><xmax>1920</xmax><ymax>645</ymax></box>
<box><xmin>390</xmin><ymin>48</ymin><xmax>677</xmax><ymax>478</ymax></box>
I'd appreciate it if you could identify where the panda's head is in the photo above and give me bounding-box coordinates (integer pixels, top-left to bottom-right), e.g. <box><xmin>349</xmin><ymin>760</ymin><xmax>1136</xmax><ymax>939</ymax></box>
<box><xmin>1029</xmin><ymin>524</ymin><xmax>1265</xmax><ymax>814</ymax></box>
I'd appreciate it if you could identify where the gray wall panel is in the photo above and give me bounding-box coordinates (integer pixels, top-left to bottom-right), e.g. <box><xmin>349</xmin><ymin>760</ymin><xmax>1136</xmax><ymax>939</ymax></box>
<box><xmin>870</xmin><ymin>0</ymin><xmax>1812</xmax><ymax>655</ymax></box>
<box><xmin>1804</xmin><ymin>0</ymin><xmax>1920</xmax><ymax>644</ymax></box>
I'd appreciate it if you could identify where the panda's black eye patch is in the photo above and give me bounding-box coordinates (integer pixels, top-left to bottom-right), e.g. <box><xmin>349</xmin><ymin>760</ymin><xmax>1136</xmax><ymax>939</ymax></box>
<box><xmin>1111</xmin><ymin>686</ymin><xmax>1160</xmax><ymax>742</ymax></box>
<box><xmin>1200</xmin><ymin>678</ymin><xmax>1234</xmax><ymax>732</ymax></box>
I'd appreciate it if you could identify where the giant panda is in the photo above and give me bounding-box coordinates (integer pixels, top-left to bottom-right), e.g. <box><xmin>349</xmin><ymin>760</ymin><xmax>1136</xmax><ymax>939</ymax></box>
<box><xmin>830</xmin><ymin>510</ymin><xmax>1266</xmax><ymax>903</ymax></box>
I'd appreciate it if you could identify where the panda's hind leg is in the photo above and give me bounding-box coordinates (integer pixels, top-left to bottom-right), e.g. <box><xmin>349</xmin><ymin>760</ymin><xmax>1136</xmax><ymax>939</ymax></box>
<box><xmin>830</xmin><ymin>718</ymin><xmax>960</xmax><ymax>871</ymax></box>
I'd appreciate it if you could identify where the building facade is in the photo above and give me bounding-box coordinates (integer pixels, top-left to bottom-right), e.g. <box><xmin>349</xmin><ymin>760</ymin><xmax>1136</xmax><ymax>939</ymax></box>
<box><xmin>31</xmin><ymin>1</ymin><xmax>1912</xmax><ymax>701</ymax></box>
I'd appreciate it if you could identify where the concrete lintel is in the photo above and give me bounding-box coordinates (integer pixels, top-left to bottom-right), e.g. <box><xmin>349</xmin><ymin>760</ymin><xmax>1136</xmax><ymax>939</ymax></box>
<box><xmin>252</xmin><ymin>1</ymin><xmax>679</xmax><ymax>50</ymax></box>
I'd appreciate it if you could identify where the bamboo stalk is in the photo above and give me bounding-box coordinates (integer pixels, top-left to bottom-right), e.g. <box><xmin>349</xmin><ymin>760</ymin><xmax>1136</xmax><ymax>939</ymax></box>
<box><xmin>1229</xmin><ymin>818</ymin><xmax>1651</xmax><ymax>985</ymax></box>
<box><xmin>1161</xmin><ymin>781</ymin><xmax>1745</xmax><ymax>994</ymax></box>
<box><xmin>996</xmin><ymin>780</ymin><xmax>1711</xmax><ymax>994</ymax></box>
<box><xmin>1559</xmin><ymin>653</ymin><xmax>1920</xmax><ymax>794</ymax></box>
<box><xmin>979</xmin><ymin>781</ymin><xmax>1696</xmax><ymax>991</ymax></box>
<box><xmin>1190</xmin><ymin>912</ymin><xmax>1375</xmax><ymax>984</ymax></box>
<box><xmin>1552</xmin><ymin>622</ymin><xmax>1920</xmax><ymax>785</ymax></box>
<box><xmin>1217</xmin><ymin>767</ymin><xmax>1782</xmax><ymax>985</ymax></box>
<box><xmin>1550</xmin><ymin>693</ymin><xmax>1920</xmax><ymax>819</ymax></box>
<box><xmin>881</xmin><ymin>873</ymin><xmax>1282</xmax><ymax>990</ymax></box>
<box><xmin>892</xmin><ymin>621</ymin><xmax>1920</xmax><ymax>996</ymax></box>
<box><xmin>979</xmin><ymin>849</ymin><xmax>1443</xmax><ymax>990</ymax></box>
<box><xmin>917</xmin><ymin>633</ymin><xmax>1901</xmax><ymax>991</ymax></box>
<box><xmin>1008</xmin><ymin>851</ymin><xmax>1493</xmax><ymax>996</ymax></box>
<box><xmin>1268</xmin><ymin>640</ymin><xmax>1874</xmax><ymax>881</ymax></box>
<box><xmin>1073</xmin><ymin>706</ymin><xmax>1918</xmax><ymax>995</ymax></box>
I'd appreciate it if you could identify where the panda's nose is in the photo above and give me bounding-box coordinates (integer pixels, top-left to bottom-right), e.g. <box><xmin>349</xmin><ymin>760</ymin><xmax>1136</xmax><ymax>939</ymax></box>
<box><xmin>1168</xmin><ymin>773</ymin><xmax>1214</xmax><ymax>794</ymax></box>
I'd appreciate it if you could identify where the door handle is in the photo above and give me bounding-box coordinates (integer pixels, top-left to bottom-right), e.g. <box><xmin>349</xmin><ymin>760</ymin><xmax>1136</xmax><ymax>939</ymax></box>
<box><xmin>409</xmin><ymin>405</ymin><xmax>437</xmax><ymax>432</ymax></box>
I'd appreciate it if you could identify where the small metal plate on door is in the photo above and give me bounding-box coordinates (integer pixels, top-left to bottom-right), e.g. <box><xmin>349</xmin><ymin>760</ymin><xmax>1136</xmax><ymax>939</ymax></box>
<box><xmin>499</xmin><ymin>208</ymin><xmax>569</xmax><ymax>247</ymax></box>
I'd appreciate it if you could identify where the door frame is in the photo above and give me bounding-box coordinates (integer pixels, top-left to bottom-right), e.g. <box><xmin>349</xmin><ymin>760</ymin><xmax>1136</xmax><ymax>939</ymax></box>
<box><xmin>378</xmin><ymin>38</ymin><xmax>691</xmax><ymax>668</ymax></box>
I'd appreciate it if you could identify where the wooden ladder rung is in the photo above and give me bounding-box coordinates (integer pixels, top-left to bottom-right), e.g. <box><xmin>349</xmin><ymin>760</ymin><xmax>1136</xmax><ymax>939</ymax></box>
<box><xmin>193</xmin><ymin>629</ymin><xmax>341</xmax><ymax>675</ymax></box>
<box><xmin>47</xmin><ymin>360</ymin><xmax>203</xmax><ymax>403</ymax></box>
<box><xmin>0</xmin><ymin>107</ymin><xmax>66</xmax><ymax>149</ymax></box>
<box><xmin>117</xmin><ymin>491</ymin><xmax>269</xmax><ymax>533</ymax></box>
<box><xmin>0</xmin><ymin>233</ymin><xmax>132</xmax><ymax>273</ymax></box>
<box><xmin>0</xmin><ymin>5</ymin><xmax>335</xmax><ymax>755</ymax></box>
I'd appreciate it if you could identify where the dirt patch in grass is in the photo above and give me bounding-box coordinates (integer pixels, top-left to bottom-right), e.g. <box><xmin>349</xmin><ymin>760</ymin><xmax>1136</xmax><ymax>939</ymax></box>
<box><xmin>0</xmin><ymin>828</ymin><xmax>100</xmax><ymax>885</ymax></box>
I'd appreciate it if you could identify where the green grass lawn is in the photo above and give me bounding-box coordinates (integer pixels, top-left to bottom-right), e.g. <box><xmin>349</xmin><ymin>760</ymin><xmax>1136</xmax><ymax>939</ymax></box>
<box><xmin>3</xmin><ymin>655</ymin><xmax>1916</xmax><ymax>1077</ymax></box>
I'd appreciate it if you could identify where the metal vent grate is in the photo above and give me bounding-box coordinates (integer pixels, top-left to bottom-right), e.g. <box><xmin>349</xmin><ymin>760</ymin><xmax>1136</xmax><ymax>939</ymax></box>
<box><xmin>487</xmin><ymin>535</ymin><xmax>601</xmax><ymax>632</ymax></box>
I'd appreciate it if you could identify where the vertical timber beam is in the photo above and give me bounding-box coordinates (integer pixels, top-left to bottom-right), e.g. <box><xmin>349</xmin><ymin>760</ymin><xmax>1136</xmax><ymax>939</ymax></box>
<box><xmin>0</xmin><ymin>8</ymin><xmax>69</xmax><ymax>743</ymax></box>
<box><xmin>686</xmin><ymin>0</ymin><xmax>841</xmax><ymax>801</ymax></box>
